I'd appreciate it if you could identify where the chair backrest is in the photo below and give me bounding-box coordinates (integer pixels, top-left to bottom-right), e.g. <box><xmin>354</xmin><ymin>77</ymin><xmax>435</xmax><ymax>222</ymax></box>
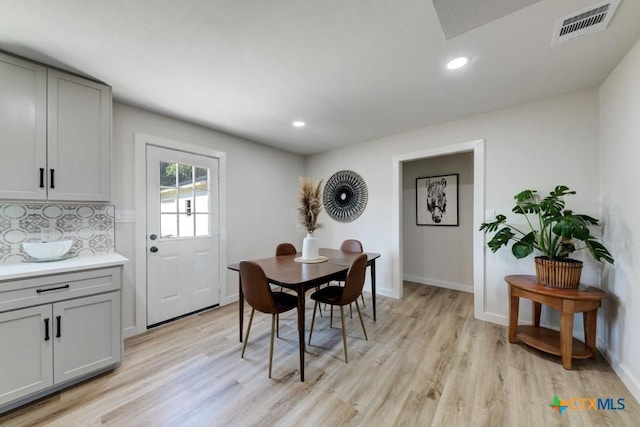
<box><xmin>340</xmin><ymin>254</ymin><xmax>368</xmax><ymax>305</ymax></box>
<box><xmin>239</xmin><ymin>261</ymin><xmax>278</xmax><ymax>314</ymax></box>
<box><xmin>275</xmin><ymin>243</ymin><xmax>297</xmax><ymax>256</ymax></box>
<box><xmin>340</xmin><ymin>239</ymin><xmax>363</xmax><ymax>253</ymax></box>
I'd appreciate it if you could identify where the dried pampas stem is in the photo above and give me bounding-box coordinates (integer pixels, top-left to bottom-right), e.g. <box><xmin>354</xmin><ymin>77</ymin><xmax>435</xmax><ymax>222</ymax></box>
<box><xmin>298</xmin><ymin>177</ymin><xmax>323</xmax><ymax>233</ymax></box>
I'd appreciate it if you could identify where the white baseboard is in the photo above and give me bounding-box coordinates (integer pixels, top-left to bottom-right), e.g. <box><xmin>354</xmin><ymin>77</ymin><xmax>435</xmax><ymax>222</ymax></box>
<box><xmin>475</xmin><ymin>311</ymin><xmax>509</xmax><ymax>326</ymax></box>
<box><xmin>404</xmin><ymin>274</ymin><xmax>474</xmax><ymax>294</ymax></box>
<box><xmin>372</xmin><ymin>286</ymin><xmax>395</xmax><ymax>298</ymax></box>
<box><xmin>599</xmin><ymin>344</ymin><xmax>640</xmax><ymax>403</ymax></box>
<box><xmin>123</xmin><ymin>325</ymin><xmax>143</xmax><ymax>339</ymax></box>
<box><xmin>220</xmin><ymin>294</ymin><xmax>238</xmax><ymax>306</ymax></box>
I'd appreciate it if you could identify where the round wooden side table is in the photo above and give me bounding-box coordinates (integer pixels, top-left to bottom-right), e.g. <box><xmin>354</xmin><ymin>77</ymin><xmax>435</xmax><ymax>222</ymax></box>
<box><xmin>505</xmin><ymin>275</ymin><xmax>607</xmax><ymax>369</ymax></box>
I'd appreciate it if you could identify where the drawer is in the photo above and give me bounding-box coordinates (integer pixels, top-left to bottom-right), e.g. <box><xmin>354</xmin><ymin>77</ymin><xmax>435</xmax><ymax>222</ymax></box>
<box><xmin>0</xmin><ymin>267</ymin><xmax>121</xmax><ymax>313</ymax></box>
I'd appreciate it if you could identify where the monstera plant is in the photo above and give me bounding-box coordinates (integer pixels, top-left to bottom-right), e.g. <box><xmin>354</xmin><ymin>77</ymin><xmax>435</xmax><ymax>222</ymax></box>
<box><xmin>479</xmin><ymin>185</ymin><xmax>614</xmax><ymax>288</ymax></box>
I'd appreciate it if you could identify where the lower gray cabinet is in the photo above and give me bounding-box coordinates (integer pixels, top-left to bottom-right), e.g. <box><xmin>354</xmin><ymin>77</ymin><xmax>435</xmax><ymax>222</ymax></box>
<box><xmin>0</xmin><ymin>267</ymin><xmax>122</xmax><ymax>411</ymax></box>
<box><xmin>0</xmin><ymin>305</ymin><xmax>53</xmax><ymax>405</ymax></box>
<box><xmin>53</xmin><ymin>292</ymin><xmax>120</xmax><ymax>384</ymax></box>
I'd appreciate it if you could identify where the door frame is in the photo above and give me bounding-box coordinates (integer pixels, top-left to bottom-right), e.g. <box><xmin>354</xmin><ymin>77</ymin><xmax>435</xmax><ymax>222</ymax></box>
<box><xmin>392</xmin><ymin>139</ymin><xmax>486</xmax><ymax>320</ymax></box>
<box><xmin>132</xmin><ymin>133</ymin><xmax>227</xmax><ymax>337</ymax></box>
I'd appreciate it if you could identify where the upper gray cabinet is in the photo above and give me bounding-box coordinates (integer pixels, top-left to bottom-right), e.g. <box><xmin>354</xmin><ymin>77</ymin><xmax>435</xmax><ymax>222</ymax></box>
<box><xmin>47</xmin><ymin>70</ymin><xmax>111</xmax><ymax>201</ymax></box>
<box><xmin>0</xmin><ymin>52</ymin><xmax>111</xmax><ymax>202</ymax></box>
<box><xmin>0</xmin><ymin>54</ymin><xmax>47</xmax><ymax>200</ymax></box>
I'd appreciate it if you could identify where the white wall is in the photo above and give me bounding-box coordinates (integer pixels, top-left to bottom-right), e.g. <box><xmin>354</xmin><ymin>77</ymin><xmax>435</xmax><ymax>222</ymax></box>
<box><xmin>402</xmin><ymin>153</ymin><xmax>474</xmax><ymax>292</ymax></box>
<box><xmin>112</xmin><ymin>102</ymin><xmax>304</xmax><ymax>335</ymax></box>
<box><xmin>306</xmin><ymin>88</ymin><xmax>601</xmax><ymax>323</ymax></box>
<box><xmin>599</xmin><ymin>38</ymin><xmax>640</xmax><ymax>400</ymax></box>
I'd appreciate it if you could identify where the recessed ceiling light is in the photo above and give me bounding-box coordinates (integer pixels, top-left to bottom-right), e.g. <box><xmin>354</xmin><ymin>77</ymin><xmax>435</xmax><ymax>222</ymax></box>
<box><xmin>446</xmin><ymin>56</ymin><xmax>469</xmax><ymax>70</ymax></box>
<box><xmin>292</xmin><ymin>121</ymin><xmax>306</xmax><ymax>127</ymax></box>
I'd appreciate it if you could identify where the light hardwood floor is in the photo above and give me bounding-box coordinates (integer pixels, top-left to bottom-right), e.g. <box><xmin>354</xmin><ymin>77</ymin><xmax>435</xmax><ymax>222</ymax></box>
<box><xmin>1</xmin><ymin>282</ymin><xmax>637</xmax><ymax>426</ymax></box>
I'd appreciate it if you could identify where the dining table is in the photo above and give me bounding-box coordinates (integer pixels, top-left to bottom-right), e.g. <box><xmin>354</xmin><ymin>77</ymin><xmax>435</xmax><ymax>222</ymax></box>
<box><xmin>227</xmin><ymin>247</ymin><xmax>381</xmax><ymax>381</ymax></box>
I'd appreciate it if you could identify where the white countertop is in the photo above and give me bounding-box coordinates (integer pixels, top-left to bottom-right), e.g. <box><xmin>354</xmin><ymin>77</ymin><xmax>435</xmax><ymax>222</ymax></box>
<box><xmin>0</xmin><ymin>253</ymin><xmax>128</xmax><ymax>281</ymax></box>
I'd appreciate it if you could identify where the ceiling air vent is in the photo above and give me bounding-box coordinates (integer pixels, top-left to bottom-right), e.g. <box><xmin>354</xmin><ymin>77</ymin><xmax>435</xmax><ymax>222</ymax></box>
<box><xmin>551</xmin><ymin>0</ymin><xmax>620</xmax><ymax>46</ymax></box>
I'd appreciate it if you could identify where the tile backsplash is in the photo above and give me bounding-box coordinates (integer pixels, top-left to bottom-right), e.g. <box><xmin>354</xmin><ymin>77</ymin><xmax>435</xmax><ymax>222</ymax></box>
<box><xmin>0</xmin><ymin>203</ymin><xmax>115</xmax><ymax>263</ymax></box>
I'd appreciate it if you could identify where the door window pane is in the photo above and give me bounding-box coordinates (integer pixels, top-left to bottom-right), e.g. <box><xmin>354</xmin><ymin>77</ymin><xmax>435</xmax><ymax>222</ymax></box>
<box><xmin>195</xmin><ymin>167</ymin><xmax>208</xmax><ymax>189</ymax></box>
<box><xmin>194</xmin><ymin>166</ymin><xmax>209</xmax><ymax>213</ymax></box>
<box><xmin>160</xmin><ymin>162</ymin><xmax>176</xmax><ymax>186</ymax></box>
<box><xmin>195</xmin><ymin>214</ymin><xmax>209</xmax><ymax>236</ymax></box>
<box><xmin>178</xmin><ymin>184</ymin><xmax>194</xmax><ymax>214</ymax></box>
<box><xmin>160</xmin><ymin>188</ymin><xmax>177</xmax><ymax>213</ymax></box>
<box><xmin>178</xmin><ymin>214</ymin><xmax>194</xmax><ymax>238</ymax></box>
<box><xmin>195</xmin><ymin>191</ymin><xmax>209</xmax><ymax>213</ymax></box>
<box><xmin>178</xmin><ymin>164</ymin><xmax>194</xmax><ymax>186</ymax></box>
<box><xmin>160</xmin><ymin>213</ymin><xmax>177</xmax><ymax>238</ymax></box>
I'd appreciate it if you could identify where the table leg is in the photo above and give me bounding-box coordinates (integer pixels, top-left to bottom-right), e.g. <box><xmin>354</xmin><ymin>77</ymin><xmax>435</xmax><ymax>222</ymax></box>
<box><xmin>532</xmin><ymin>301</ymin><xmax>542</xmax><ymax>327</ymax></box>
<box><xmin>297</xmin><ymin>286</ymin><xmax>306</xmax><ymax>381</ymax></box>
<box><xmin>370</xmin><ymin>260</ymin><xmax>377</xmax><ymax>321</ymax></box>
<box><xmin>583</xmin><ymin>309</ymin><xmax>597</xmax><ymax>359</ymax></box>
<box><xmin>560</xmin><ymin>299</ymin><xmax>575</xmax><ymax>369</ymax></box>
<box><xmin>239</xmin><ymin>276</ymin><xmax>244</xmax><ymax>342</ymax></box>
<box><xmin>508</xmin><ymin>286</ymin><xmax>519</xmax><ymax>343</ymax></box>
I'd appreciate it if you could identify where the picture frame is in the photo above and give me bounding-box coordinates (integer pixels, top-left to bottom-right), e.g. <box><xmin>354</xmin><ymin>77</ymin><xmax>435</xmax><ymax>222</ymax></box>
<box><xmin>416</xmin><ymin>173</ymin><xmax>459</xmax><ymax>226</ymax></box>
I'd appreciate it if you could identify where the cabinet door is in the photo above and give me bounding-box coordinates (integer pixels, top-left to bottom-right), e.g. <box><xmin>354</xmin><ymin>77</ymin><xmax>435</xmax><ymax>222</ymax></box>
<box><xmin>47</xmin><ymin>70</ymin><xmax>111</xmax><ymax>201</ymax></box>
<box><xmin>53</xmin><ymin>292</ymin><xmax>121</xmax><ymax>384</ymax></box>
<box><xmin>0</xmin><ymin>305</ymin><xmax>53</xmax><ymax>406</ymax></box>
<box><xmin>0</xmin><ymin>53</ymin><xmax>47</xmax><ymax>200</ymax></box>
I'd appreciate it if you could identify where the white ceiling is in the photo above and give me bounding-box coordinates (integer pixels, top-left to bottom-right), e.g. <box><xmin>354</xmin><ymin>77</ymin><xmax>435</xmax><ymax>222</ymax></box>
<box><xmin>1</xmin><ymin>0</ymin><xmax>639</xmax><ymax>155</ymax></box>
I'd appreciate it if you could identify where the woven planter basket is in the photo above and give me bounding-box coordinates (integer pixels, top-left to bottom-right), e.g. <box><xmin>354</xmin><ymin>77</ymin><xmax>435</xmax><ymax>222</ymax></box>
<box><xmin>534</xmin><ymin>256</ymin><xmax>583</xmax><ymax>289</ymax></box>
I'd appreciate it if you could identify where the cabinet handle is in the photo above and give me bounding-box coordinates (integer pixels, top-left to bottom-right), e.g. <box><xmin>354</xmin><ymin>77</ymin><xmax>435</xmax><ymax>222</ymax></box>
<box><xmin>44</xmin><ymin>318</ymin><xmax>50</xmax><ymax>341</ymax></box>
<box><xmin>36</xmin><ymin>284</ymin><xmax>70</xmax><ymax>293</ymax></box>
<box><xmin>56</xmin><ymin>315</ymin><xmax>62</xmax><ymax>338</ymax></box>
<box><xmin>50</xmin><ymin>169</ymin><xmax>55</xmax><ymax>189</ymax></box>
<box><xmin>39</xmin><ymin>168</ymin><xmax>45</xmax><ymax>188</ymax></box>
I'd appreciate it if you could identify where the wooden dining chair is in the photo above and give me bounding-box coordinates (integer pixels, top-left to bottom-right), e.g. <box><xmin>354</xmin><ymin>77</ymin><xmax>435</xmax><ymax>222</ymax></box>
<box><xmin>275</xmin><ymin>242</ymin><xmax>297</xmax><ymax>256</ymax></box>
<box><xmin>274</xmin><ymin>242</ymin><xmax>298</xmax><ymax>292</ymax></box>
<box><xmin>336</xmin><ymin>239</ymin><xmax>366</xmax><ymax>316</ymax></box>
<box><xmin>275</xmin><ymin>242</ymin><xmax>325</xmax><ymax>315</ymax></box>
<box><xmin>340</xmin><ymin>239</ymin><xmax>363</xmax><ymax>253</ymax></box>
<box><xmin>239</xmin><ymin>260</ymin><xmax>298</xmax><ymax>378</ymax></box>
<box><xmin>308</xmin><ymin>254</ymin><xmax>368</xmax><ymax>363</ymax></box>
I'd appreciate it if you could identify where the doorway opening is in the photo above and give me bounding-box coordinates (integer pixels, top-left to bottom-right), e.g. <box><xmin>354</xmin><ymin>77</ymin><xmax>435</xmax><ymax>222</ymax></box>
<box><xmin>402</xmin><ymin>152</ymin><xmax>474</xmax><ymax>293</ymax></box>
<box><xmin>392</xmin><ymin>139</ymin><xmax>486</xmax><ymax>320</ymax></box>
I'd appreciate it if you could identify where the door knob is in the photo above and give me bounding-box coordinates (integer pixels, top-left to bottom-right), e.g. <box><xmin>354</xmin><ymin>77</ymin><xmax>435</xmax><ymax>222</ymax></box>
<box><xmin>150</xmin><ymin>246</ymin><xmax>158</xmax><ymax>253</ymax></box>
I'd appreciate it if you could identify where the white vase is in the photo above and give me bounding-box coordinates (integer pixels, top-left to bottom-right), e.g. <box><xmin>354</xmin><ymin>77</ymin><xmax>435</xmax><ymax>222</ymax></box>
<box><xmin>302</xmin><ymin>232</ymin><xmax>319</xmax><ymax>260</ymax></box>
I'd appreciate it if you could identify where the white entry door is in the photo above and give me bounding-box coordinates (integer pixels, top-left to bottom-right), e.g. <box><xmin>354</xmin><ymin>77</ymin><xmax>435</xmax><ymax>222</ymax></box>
<box><xmin>146</xmin><ymin>145</ymin><xmax>220</xmax><ymax>326</ymax></box>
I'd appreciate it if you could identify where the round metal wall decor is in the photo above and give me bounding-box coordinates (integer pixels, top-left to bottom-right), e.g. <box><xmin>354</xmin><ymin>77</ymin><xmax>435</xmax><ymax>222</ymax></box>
<box><xmin>323</xmin><ymin>170</ymin><xmax>368</xmax><ymax>222</ymax></box>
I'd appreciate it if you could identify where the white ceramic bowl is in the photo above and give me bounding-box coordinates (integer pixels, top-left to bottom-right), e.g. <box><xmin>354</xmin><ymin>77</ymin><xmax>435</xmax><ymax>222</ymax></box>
<box><xmin>23</xmin><ymin>240</ymin><xmax>73</xmax><ymax>260</ymax></box>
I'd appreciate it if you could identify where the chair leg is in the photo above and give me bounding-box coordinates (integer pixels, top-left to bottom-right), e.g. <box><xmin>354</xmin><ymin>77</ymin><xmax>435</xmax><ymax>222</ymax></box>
<box><xmin>276</xmin><ymin>313</ymin><xmax>279</xmax><ymax>338</ymax></box>
<box><xmin>360</xmin><ymin>293</ymin><xmax>366</xmax><ymax>307</ymax></box>
<box><xmin>269</xmin><ymin>314</ymin><xmax>276</xmax><ymax>378</ymax></box>
<box><xmin>330</xmin><ymin>305</ymin><xmax>334</xmax><ymax>328</ymax></box>
<box><xmin>349</xmin><ymin>303</ymin><xmax>353</xmax><ymax>319</ymax></box>
<box><xmin>355</xmin><ymin>300</ymin><xmax>368</xmax><ymax>340</ymax></box>
<box><xmin>340</xmin><ymin>305</ymin><xmax>348</xmax><ymax>363</ymax></box>
<box><xmin>242</xmin><ymin>308</ymin><xmax>255</xmax><ymax>357</ymax></box>
<box><xmin>309</xmin><ymin>301</ymin><xmax>318</xmax><ymax>345</ymax></box>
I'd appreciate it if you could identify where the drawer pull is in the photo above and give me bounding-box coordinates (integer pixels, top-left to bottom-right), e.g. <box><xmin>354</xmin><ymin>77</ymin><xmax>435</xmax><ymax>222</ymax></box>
<box><xmin>36</xmin><ymin>284</ymin><xmax>70</xmax><ymax>293</ymax></box>
<box><xmin>56</xmin><ymin>315</ymin><xmax>62</xmax><ymax>338</ymax></box>
<box><xmin>44</xmin><ymin>318</ymin><xmax>50</xmax><ymax>341</ymax></box>
<box><xmin>39</xmin><ymin>168</ymin><xmax>45</xmax><ymax>188</ymax></box>
<box><xmin>50</xmin><ymin>169</ymin><xmax>55</xmax><ymax>189</ymax></box>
